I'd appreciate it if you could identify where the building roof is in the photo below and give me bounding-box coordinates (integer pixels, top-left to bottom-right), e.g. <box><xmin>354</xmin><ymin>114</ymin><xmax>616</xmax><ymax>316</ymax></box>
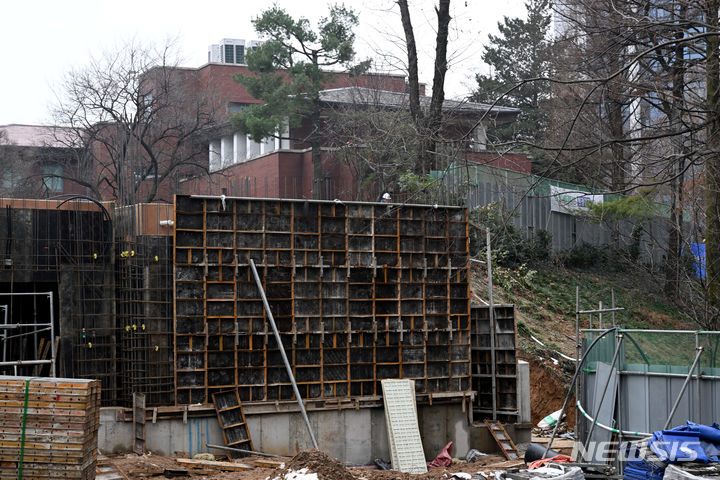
<box><xmin>0</xmin><ymin>124</ymin><xmax>80</xmax><ymax>148</ymax></box>
<box><xmin>318</xmin><ymin>87</ymin><xmax>520</xmax><ymax>116</ymax></box>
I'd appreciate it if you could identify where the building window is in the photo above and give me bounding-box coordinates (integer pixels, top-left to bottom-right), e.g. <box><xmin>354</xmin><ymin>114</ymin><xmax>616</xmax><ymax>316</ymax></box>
<box><xmin>224</xmin><ymin>44</ymin><xmax>234</xmax><ymax>64</ymax></box>
<box><xmin>43</xmin><ymin>164</ymin><xmax>63</xmax><ymax>193</ymax></box>
<box><xmin>227</xmin><ymin>102</ymin><xmax>250</xmax><ymax>113</ymax></box>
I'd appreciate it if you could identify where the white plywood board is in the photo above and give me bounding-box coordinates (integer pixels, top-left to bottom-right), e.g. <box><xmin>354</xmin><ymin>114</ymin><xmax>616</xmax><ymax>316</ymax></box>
<box><xmin>381</xmin><ymin>379</ymin><xmax>427</xmax><ymax>474</ymax></box>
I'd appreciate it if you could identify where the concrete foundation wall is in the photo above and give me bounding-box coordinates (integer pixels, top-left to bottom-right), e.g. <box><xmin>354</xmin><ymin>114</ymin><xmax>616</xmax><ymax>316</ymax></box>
<box><xmin>100</xmin><ymin>403</ymin><xmax>479</xmax><ymax>464</ymax></box>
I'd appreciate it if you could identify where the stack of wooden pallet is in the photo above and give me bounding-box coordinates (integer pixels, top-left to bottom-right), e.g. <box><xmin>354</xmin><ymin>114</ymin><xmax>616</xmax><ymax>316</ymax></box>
<box><xmin>0</xmin><ymin>375</ymin><xmax>101</xmax><ymax>480</ymax></box>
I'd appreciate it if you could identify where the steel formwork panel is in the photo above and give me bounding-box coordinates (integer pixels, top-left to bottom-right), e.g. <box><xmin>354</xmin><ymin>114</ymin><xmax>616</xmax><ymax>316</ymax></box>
<box><xmin>173</xmin><ymin>196</ymin><xmax>471</xmax><ymax>405</ymax></box>
<box><xmin>471</xmin><ymin>304</ymin><xmax>519</xmax><ymax>423</ymax></box>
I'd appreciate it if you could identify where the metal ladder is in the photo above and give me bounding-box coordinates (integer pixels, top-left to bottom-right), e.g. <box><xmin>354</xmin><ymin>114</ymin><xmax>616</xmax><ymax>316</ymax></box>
<box><xmin>485</xmin><ymin>419</ymin><xmax>520</xmax><ymax>460</ymax></box>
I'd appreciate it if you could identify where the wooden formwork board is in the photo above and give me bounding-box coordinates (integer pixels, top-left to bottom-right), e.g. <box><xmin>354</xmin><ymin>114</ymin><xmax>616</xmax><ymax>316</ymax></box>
<box><xmin>174</xmin><ymin>196</ymin><xmax>472</xmax><ymax>405</ymax></box>
<box><xmin>0</xmin><ymin>376</ymin><xmax>100</xmax><ymax>480</ymax></box>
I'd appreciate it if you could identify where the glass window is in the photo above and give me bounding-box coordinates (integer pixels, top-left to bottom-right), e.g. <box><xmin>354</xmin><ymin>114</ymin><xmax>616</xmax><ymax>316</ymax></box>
<box><xmin>224</xmin><ymin>44</ymin><xmax>234</xmax><ymax>64</ymax></box>
<box><xmin>43</xmin><ymin>164</ymin><xmax>63</xmax><ymax>193</ymax></box>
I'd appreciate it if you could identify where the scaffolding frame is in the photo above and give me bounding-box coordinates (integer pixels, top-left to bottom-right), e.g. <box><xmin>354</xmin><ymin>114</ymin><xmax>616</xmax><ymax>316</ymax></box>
<box><xmin>0</xmin><ymin>291</ymin><xmax>56</xmax><ymax>376</ymax></box>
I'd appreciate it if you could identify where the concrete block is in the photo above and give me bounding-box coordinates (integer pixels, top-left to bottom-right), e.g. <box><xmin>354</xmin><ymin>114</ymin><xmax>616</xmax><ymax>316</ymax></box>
<box><xmin>99</xmin><ymin>408</ymin><xmax>132</xmax><ymax>454</ymax></box>
<box><xmin>343</xmin><ymin>409</ymin><xmax>372</xmax><ymax>464</ymax></box>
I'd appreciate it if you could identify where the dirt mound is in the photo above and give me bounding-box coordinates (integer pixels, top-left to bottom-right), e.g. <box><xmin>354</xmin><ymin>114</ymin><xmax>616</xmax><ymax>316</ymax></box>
<box><xmin>523</xmin><ymin>356</ymin><xmax>575</xmax><ymax>429</ymax></box>
<box><xmin>273</xmin><ymin>450</ymin><xmax>356</xmax><ymax>480</ymax></box>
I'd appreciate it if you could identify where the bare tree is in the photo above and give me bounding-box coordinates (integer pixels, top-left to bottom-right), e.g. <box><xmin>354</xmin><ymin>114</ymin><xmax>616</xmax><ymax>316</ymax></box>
<box><xmin>51</xmin><ymin>40</ymin><xmax>218</xmax><ymax>205</ymax></box>
<box><xmin>398</xmin><ymin>0</ymin><xmax>452</xmax><ymax>174</ymax></box>
<box><xmin>496</xmin><ymin>0</ymin><xmax>720</xmax><ymax>320</ymax></box>
<box><xmin>322</xmin><ymin>87</ymin><xmax>422</xmax><ymax>200</ymax></box>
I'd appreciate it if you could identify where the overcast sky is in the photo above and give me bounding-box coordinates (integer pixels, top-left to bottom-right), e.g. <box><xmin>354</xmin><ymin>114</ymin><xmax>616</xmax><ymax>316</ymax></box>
<box><xmin>0</xmin><ymin>0</ymin><xmax>525</xmax><ymax>126</ymax></box>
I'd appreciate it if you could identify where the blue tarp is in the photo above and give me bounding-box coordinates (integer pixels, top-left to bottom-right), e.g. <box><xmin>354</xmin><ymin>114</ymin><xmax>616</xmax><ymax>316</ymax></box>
<box><xmin>690</xmin><ymin>243</ymin><xmax>706</xmax><ymax>279</ymax></box>
<box><xmin>624</xmin><ymin>422</ymin><xmax>720</xmax><ymax>480</ymax></box>
<box><xmin>623</xmin><ymin>442</ymin><xmax>666</xmax><ymax>480</ymax></box>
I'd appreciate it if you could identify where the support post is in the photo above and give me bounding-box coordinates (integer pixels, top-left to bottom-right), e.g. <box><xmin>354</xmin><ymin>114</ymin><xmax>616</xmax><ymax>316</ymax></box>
<box><xmin>575</xmin><ymin>286</ymin><xmax>580</xmax><ymax>434</ymax></box>
<box><xmin>48</xmin><ymin>292</ymin><xmax>55</xmax><ymax>377</ymax></box>
<box><xmin>664</xmin><ymin>347</ymin><xmax>704</xmax><ymax>430</ymax></box>
<box><xmin>582</xmin><ymin>333</ymin><xmax>623</xmax><ymax>460</ymax></box>
<box><xmin>486</xmin><ymin>229</ymin><xmax>497</xmax><ymax>420</ymax></box>
<box><xmin>250</xmin><ymin>259</ymin><xmax>319</xmax><ymax>449</ymax></box>
<box><xmin>695</xmin><ymin>332</ymin><xmax>701</xmax><ymax>423</ymax></box>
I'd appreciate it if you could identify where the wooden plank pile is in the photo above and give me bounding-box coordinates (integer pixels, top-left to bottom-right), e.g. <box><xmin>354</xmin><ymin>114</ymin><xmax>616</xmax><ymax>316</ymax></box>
<box><xmin>0</xmin><ymin>375</ymin><xmax>101</xmax><ymax>480</ymax></box>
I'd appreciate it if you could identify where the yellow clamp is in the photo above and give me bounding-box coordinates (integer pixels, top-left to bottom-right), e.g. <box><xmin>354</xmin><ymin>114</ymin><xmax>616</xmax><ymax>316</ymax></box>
<box><xmin>93</xmin><ymin>253</ymin><xmax>98</xmax><ymax>260</ymax></box>
<box><xmin>141</xmin><ymin>324</ymin><xmax>145</xmax><ymax>331</ymax></box>
<box><xmin>125</xmin><ymin>325</ymin><xmax>130</xmax><ymax>332</ymax></box>
<box><xmin>154</xmin><ymin>345</ymin><xmax>159</xmax><ymax>352</ymax></box>
<box><xmin>132</xmin><ymin>324</ymin><xmax>137</xmax><ymax>331</ymax></box>
<box><xmin>88</xmin><ymin>342</ymin><xmax>92</xmax><ymax>349</ymax></box>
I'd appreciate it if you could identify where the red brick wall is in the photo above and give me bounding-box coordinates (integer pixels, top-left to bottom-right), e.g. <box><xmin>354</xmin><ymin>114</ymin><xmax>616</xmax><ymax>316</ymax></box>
<box><xmin>179</xmin><ymin>152</ymin><xmax>286</xmax><ymax>197</ymax></box>
<box><xmin>178</xmin><ymin>148</ymin><xmax>530</xmax><ymax>201</ymax></box>
<box><xmin>464</xmin><ymin>151</ymin><xmax>531</xmax><ymax>174</ymax></box>
<box><xmin>183</xmin><ymin>65</ymin><xmax>412</xmax><ymax>124</ymax></box>
<box><xmin>178</xmin><ymin>149</ymin><xmax>362</xmax><ymax>200</ymax></box>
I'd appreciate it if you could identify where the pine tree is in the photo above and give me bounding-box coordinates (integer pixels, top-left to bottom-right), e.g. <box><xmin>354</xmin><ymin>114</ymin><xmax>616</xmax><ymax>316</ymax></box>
<box><xmin>472</xmin><ymin>0</ymin><xmax>552</xmax><ymax>160</ymax></box>
<box><xmin>232</xmin><ymin>5</ymin><xmax>359</xmax><ymax>199</ymax></box>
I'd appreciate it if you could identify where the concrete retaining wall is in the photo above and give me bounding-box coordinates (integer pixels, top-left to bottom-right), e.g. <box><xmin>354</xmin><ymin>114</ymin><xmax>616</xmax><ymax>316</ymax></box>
<box><xmin>100</xmin><ymin>403</ymin><xmax>480</xmax><ymax>464</ymax></box>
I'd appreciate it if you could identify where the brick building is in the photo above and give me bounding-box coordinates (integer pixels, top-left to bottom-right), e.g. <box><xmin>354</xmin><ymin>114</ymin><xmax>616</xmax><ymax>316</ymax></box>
<box><xmin>0</xmin><ymin>124</ymin><xmax>89</xmax><ymax>198</ymax></box>
<box><xmin>0</xmin><ymin>45</ymin><xmax>528</xmax><ymax>205</ymax></box>
<box><xmin>149</xmin><ymin>42</ymin><xmax>528</xmax><ymax>201</ymax></box>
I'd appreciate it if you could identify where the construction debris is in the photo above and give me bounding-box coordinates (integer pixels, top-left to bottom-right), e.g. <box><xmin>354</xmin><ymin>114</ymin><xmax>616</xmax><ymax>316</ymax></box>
<box><xmin>175</xmin><ymin>457</ymin><xmax>254</xmax><ymax>472</ymax></box>
<box><xmin>271</xmin><ymin>450</ymin><xmax>355</xmax><ymax>480</ymax></box>
<box><xmin>0</xmin><ymin>375</ymin><xmax>100</xmax><ymax>480</ymax></box>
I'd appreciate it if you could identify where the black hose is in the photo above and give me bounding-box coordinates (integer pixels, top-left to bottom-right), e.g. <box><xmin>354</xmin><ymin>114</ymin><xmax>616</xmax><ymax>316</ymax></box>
<box><xmin>543</xmin><ymin>327</ymin><xmax>619</xmax><ymax>458</ymax></box>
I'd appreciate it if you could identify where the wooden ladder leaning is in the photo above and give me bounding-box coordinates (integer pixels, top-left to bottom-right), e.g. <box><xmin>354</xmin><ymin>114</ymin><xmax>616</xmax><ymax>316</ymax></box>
<box><xmin>485</xmin><ymin>419</ymin><xmax>520</xmax><ymax>460</ymax></box>
<box><xmin>213</xmin><ymin>390</ymin><xmax>254</xmax><ymax>458</ymax></box>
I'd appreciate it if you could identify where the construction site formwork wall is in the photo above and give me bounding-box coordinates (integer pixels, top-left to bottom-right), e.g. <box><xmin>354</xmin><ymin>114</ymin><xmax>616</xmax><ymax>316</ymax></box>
<box><xmin>114</xmin><ymin>204</ymin><xmax>176</xmax><ymax>407</ymax></box>
<box><xmin>470</xmin><ymin>304</ymin><xmax>518</xmax><ymax>423</ymax></box>
<box><xmin>173</xmin><ymin>196</ymin><xmax>472</xmax><ymax>405</ymax></box>
<box><xmin>0</xmin><ymin>199</ymin><xmax>118</xmax><ymax>403</ymax></box>
<box><xmin>0</xmin><ymin>200</ymin><xmax>176</xmax><ymax>407</ymax></box>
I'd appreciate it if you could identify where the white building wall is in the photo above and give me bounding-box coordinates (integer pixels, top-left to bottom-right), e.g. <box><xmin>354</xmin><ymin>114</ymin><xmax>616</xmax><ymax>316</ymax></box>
<box><xmin>261</xmin><ymin>135</ymin><xmax>275</xmax><ymax>155</ymax></box>
<box><xmin>280</xmin><ymin>121</ymin><xmax>291</xmax><ymax>149</ymax></box>
<box><xmin>209</xmin><ymin>140</ymin><xmax>221</xmax><ymax>171</ymax></box>
<box><xmin>247</xmin><ymin>137</ymin><xmax>261</xmax><ymax>158</ymax></box>
<box><xmin>234</xmin><ymin>132</ymin><xmax>247</xmax><ymax>163</ymax></box>
<box><xmin>220</xmin><ymin>136</ymin><xmax>233</xmax><ymax>168</ymax></box>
